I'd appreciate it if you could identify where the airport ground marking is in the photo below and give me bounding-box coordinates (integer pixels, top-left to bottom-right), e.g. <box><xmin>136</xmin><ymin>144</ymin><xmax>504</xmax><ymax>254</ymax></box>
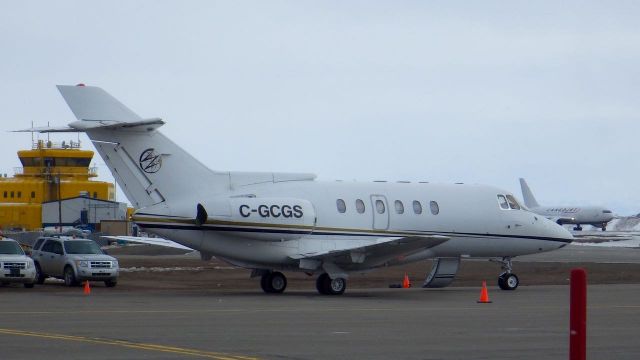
<box><xmin>0</xmin><ymin>328</ymin><xmax>258</xmax><ymax>360</ymax></box>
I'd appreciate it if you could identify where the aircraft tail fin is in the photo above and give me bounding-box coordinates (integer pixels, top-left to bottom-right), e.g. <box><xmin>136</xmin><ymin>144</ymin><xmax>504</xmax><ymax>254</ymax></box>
<box><xmin>519</xmin><ymin>178</ymin><xmax>540</xmax><ymax>209</ymax></box>
<box><xmin>51</xmin><ymin>85</ymin><xmax>229</xmax><ymax>209</ymax></box>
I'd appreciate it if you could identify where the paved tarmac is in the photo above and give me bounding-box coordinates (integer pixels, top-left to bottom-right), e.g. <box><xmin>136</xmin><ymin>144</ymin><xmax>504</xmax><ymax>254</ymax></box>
<box><xmin>1</xmin><ymin>283</ymin><xmax>639</xmax><ymax>359</ymax></box>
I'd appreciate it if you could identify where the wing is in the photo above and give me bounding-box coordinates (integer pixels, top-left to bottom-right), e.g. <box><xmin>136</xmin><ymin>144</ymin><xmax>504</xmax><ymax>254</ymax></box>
<box><xmin>291</xmin><ymin>235</ymin><xmax>449</xmax><ymax>276</ymax></box>
<box><xmin>102</xmin><ymin>236</ymin><xmax>194</xmax><ymax>250</ymax></box>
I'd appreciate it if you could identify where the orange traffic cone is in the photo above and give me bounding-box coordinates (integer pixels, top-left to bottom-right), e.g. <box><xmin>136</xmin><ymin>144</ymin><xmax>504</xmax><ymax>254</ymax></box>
<box><xmin>83</xmin><ymin>280</ymin><xmax>91</xmax><ymax>295</ymax></box>
<box><xmin>402</xmin><ymin>273</ymin><xmax>411</xmax><ymax>288</ymax></box>
<box><xmin>477</xmin><ymin>281</ymin><xmax>491</xmax><ymax>303</ymax></box>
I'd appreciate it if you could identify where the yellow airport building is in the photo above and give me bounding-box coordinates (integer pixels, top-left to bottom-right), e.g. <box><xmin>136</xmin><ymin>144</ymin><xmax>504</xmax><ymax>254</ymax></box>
<box><xmin>0</xmin><ymin>140</ymin><xmax>116</xmax><ymax>231</ymax></box>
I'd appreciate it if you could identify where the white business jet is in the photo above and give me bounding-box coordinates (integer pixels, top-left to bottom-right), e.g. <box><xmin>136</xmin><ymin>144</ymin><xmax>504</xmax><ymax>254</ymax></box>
<box><xmin>520</xmin><ymin>178</ymin><xmax>614</xmax><ymax>231</ymax></box>
<box><xmin>25</xmin><ymin>85</ymin><xmax>573</xmax><ymax>295</ymax></box>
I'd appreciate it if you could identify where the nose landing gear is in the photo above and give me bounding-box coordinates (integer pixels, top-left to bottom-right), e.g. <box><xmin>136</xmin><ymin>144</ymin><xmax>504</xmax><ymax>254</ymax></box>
<box><xmin>493</xmin><ymin>257</ymin><xmax>519</xmax><ymax>291</ymax></box>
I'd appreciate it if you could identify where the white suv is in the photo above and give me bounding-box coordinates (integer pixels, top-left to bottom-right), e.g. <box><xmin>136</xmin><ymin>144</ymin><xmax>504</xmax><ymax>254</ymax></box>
<box><xmin>31</xmin><ymin>236</ymin><xmax>118</xmax><ymax>287</ymax></box>
<box><xmin>0</xmin><ymin>239</ymin><xmax>36</xmax><ymax>288</ymax></box>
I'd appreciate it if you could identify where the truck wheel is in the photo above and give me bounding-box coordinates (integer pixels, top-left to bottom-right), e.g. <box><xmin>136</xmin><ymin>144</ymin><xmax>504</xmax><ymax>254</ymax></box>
<box><xmin>64</xmin><ymin>266</ymin><xmax>78</xmax><ymax>287</ymax></box>
<box><xmin>35</xmin><ymin>263</ymin><xmax>46</xmax><ymax>284</ymax></box>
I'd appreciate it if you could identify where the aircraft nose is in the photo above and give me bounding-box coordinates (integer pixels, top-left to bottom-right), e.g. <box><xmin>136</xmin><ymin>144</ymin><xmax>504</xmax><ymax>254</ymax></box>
<box><xmin>550</xmin><ymin>222</ymin><xmax>573</xmax><ymax>248</ymax></box>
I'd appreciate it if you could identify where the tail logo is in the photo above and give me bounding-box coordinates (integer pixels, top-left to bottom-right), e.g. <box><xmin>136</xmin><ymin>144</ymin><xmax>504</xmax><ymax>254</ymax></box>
<box><xmin>139</xmin><ymin>148</ymin><xmax>162</xmax><ymax>173</ymax></box>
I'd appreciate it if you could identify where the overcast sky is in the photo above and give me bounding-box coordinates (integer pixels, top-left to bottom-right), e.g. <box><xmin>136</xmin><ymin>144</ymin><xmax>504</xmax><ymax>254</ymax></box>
<box><xmin>1</xmin><ymin>1</ymin><xmax>639</xmax><ymax>214</ymax></box>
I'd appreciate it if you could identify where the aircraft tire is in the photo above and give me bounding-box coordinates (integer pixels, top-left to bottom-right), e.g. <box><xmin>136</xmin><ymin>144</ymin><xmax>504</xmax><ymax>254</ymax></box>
<box><xmin>498</xmin><ymin>273</ymin><xmax>519</xmax><ymax>291</ymax></box>
<box><xmin>328</xmin><ymin>277</ymin><xmax>346</xmax><ymax>295</ymax></box>
<box><xmin>268</xmin><ymin>272</ymin><xmax>287</xmax><ymax>294</ymax></box>
<box><xmin>316</xmin><ymin>273</ymin><xmax>330</xmax><ymax>295</ymax></box>
<box><xmin>260</xmin><ymin>272</ymin><xmax>273</xmax><ymax>293</ymax></box>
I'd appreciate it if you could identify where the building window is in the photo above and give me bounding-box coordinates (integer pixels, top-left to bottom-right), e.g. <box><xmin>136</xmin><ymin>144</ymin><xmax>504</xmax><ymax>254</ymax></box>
<box><xmin>375</xmin><ymin>200</ymin><xmax>386</xmax><ymax>214</ymax></box>
<box><xmin>430</xmin><ymin>201</ymin><xmax>440</xmax><ymax>215</ymax></box>
<box><xmin>355</xmin><ymin>199</ymin><xmax>365</xmax><ymax>214</ymax></box>
<box><xmin>413</xmin><ymin>200</ymin><xmax>422</xmax><ymax>214</ymax></box>
<box><xmin>336</xmin><ymin>199</ymin><xmax>346</xmax><ymax>213</ymax></box>
<box><xmin>10</xmin><ymin>191</ymin><xmax>14</xmax><ymax>198</ymax></box>
<box><xmin>17</xmin><ymin>191</ymin><xmax>21</xmax><ymax>198</ymax></box>
<box><xmin>395</xmin><ymin>200</ymin><xmax>404</xmax><ymax>214</ymax></box>
<box><xmin>93</xmin><ymin>192</ymin><xmax>97</xmax><ymax>198</ymax></box>
<box><xmin>31</xmin><ymin>191</ymin><xmax>35</xmax><ymax>199</ymax></box>
<box><xmin>3</xmin><ymin>191</ymin><xmax>6</xmax><ymax>198</ymax></box>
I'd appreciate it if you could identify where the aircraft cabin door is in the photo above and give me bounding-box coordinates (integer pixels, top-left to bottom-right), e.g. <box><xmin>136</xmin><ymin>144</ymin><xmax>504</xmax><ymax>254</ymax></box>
<box><xmin>370</xmin><ymin>195</ymin><xmax>389</xmax><ymax>230</ymax></box>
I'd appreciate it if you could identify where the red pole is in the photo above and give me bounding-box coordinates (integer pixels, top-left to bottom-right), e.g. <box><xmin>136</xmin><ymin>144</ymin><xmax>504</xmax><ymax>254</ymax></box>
<box><xmin>570</xmin><ymin>268</ymin><xmax>587</xmax><ymax>360</ymax></box>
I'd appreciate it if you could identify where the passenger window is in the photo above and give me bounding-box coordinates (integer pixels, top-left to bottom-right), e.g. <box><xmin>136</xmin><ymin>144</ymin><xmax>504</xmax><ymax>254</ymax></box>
<box><xmin>497</xmin><ymin>195</ymin><xmax>509</xmax><ymax>209</ymax></box>
<box><xmin>51</xmin><ymin>242</ymin><xmax>64</xmax><ymax>255</ymax></box>
<box><xmin>430</xmin><ymin>201</ymin><xmax>440</xmax><ymax>215</ymax></box>
<box><xmin>355</xmin><ymin>199</ymin><xmax>365</xmax><ymax>214</ymax></box>
<box><xmin>395</xmin><ymin>200</ymin><xmax>404</xmax><ymax>214</ymax></box>
<box><xmin>41</xmin><ymin>241</ymin><xmax>54</xmax><ymax>253</ymax></box>
<box><xmin>336</xmin><ymin>199</ymin><xmax>346</xmax><ymax>213</ymax></box>
<box><xmin>413</xmin><ymin>200</ymin><xmax>422</xmax><ymax>214</ymax></box>
<box><xmin>375</xmin><ymin>200</ymin><xmax>386</xmax><ymax>214</ymax></box>
<box><xmin>506</xmin><ymin>195</ymin><xmax>521</xmax><ymax>210</ymax></box>
<box><xmin>33</xmin><ymin>238</ymin><xmax>45</xmax><ymax>251</ymax></box>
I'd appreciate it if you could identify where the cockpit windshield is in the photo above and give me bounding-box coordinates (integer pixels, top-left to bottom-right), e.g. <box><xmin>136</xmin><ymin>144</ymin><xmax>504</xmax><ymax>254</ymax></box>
<box><xmin>505</xmin><ymin>195</ymin><xmax>521</xmax><ymax>210</ymax></box>
<box><xmin>497</xmin><ymin>194</ymin><xmax>522</xmax><ymax>210</ymax></box>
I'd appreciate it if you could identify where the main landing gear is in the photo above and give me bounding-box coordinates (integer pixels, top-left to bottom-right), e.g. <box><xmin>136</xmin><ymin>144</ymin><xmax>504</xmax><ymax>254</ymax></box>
<box><xmin>494</xmin><ymin>257</ymin><xmax>519</xmax><ymax>291</ymax></box>
<box><xmin>573</xmin><ymin>225</ymin><xmax>583</xmax><ymax>231</ymax></box>
<box><xmin>257</xmin><ymin>271</ymin><xmax>347</xmax><ymax>295</ymax></box>
<box><xmin>315</xmin><ymin>273</ymin><xmax>346</xmax><ymax>295</ymax></box>
<box><xmin>260</xmin><ymin>271</ymin><xmax>287</xmax><ymax>294</ymax></box>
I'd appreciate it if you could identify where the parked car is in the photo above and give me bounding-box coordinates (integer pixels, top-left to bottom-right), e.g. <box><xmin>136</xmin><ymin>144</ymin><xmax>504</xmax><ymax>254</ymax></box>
<box><xmin>31</xmin><ymin>236</ymin><xmax>118</xmax><ymax>287</ymax></box>
<box><xmin>0</xmin><ymin>238</ymin><xmax>36</xmax><ymax>288</ymax></box>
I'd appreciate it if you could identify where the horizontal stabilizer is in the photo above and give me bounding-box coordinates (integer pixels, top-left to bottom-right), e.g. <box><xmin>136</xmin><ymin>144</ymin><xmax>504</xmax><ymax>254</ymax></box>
<box><xmin>57</xmin><ymin>85</ymin><xmax>142</xmax><ymax>122</ymax></box>
<box><xmin>15</xmin><ymin>118</ymin><xmax>165</xmax><ymax>134</ymax></box>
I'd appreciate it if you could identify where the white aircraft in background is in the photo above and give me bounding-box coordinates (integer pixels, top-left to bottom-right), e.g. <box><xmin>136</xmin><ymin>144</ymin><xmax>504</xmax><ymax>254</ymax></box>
<box><xmin>25</xmin><ymin>85</ymin><xmax>573</xmax><ymax>295</ymax></box>
<box><xmin>519</xmin><ymin>178</ymin><xmax>614</xmax><ymax>231</ymax></box>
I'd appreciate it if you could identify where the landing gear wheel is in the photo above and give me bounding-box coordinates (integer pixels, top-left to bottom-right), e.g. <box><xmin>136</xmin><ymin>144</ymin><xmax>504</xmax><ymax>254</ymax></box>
<box><xmin>498</xmin><ymin>272</ymin><xmax>519</xmax><ymax>290</ymax></box>
<box><xmin>328</xmin><ymin>277</ymin><xmax>346</xmax><ymax>295</ymax></box>
<box><xmin>573</xmin><ymin>225</ymin><xmax>583</xmax><ymax>231</ymax></box>
<box><xmin>316</xmin><ymin>273</ymin><xmax>346</xmax><ymax>295</ymax></box>
<box><xmin>260</xmin><ymin>271</ymin><xmax>287</xmax><ymax>294</ymax></box>
<box><xmin>316</xmin><ymin>273</ymin><xmax>330</xmax><ymax>294</ymax></box>
<box><xmin>268</xmin><ymin>272</ymin><xmax>287</xmax><ymax>293</ymax></box>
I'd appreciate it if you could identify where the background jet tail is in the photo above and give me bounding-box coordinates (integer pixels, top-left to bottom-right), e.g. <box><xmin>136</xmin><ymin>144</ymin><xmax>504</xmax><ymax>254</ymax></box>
<box><xmin>519</xmin><ymin>178</ymin><xmax>540</xmax><ymax>209</ymax></box>
<box><xmin>56</xmin><ymin>85</ymin><xmax>230</xmax><ymax>209</ymax></box>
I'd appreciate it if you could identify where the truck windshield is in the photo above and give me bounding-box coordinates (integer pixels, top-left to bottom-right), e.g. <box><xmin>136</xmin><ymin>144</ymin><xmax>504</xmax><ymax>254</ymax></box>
<box><xmin>0</xmin><ymin>241</ymin><xmax>25</xmax><ymax>255</ymax></box>
<box><xmin>64</xmin><ymin>241</ymin><xmax>103</xmax><ymax>255</ymax></box>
